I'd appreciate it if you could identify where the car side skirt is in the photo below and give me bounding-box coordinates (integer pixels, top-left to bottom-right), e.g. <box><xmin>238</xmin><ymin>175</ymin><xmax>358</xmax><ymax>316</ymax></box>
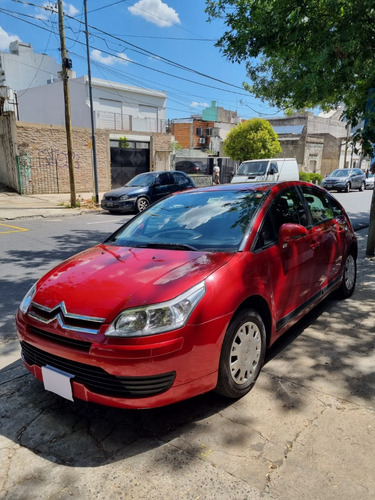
<box><xmin>276</xmin><ymin>275</ymin><xmax>342</xmax><ymax>333</ymax></box>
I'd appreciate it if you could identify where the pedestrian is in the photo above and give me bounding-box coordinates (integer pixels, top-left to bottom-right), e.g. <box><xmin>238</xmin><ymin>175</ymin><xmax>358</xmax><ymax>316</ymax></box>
<box><xmin>213</xmin><ymin>164</ymin><xmax>220</xmax><ymax>184</ymax></box>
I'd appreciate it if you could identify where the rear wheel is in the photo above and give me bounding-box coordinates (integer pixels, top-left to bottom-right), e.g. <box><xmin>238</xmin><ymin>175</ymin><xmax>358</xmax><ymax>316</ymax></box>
<box><xmin>215</xmin><ymin>309</ymin><xmax>266</xmax><ymax>398</ymax></box>
<box><xmin>359</xmin><ymin>181</ymin><xmax>365</xmax><ymax>192</ymax></box>
<box><xmin>337</xmin><ymin>251</ymin><xmax>356</xmax><ymax>298</ymax></box>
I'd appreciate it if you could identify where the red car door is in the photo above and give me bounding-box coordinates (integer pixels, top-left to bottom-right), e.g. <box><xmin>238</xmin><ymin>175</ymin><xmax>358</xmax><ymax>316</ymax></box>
<box><xmin>254</xmin><ymin>187</ymin><xmax>318</xmax><ymax>330</ymax></box>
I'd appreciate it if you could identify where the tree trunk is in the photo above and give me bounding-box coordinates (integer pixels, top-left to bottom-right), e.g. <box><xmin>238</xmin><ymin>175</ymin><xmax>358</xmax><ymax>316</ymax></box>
<box><xmin>366</xmin><ymin>186</ymin><xmax>375</xmax><ymax>257</ymax></box>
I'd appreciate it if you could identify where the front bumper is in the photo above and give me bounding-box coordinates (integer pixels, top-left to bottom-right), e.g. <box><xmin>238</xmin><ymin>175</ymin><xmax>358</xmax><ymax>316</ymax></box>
<box><xmin>16</xmin><ymin>312</ymin><xmax>230</xmax><ymax>409</ymax></box>
<box><xmin>322</xmin><ymin>182</ymin><xmax>346</xmax><ymax>190</ymax></box>
<box><xmin>101</xmin><ymin>198</ymin><xmax>136</xmax><ymax>212</ymax></box>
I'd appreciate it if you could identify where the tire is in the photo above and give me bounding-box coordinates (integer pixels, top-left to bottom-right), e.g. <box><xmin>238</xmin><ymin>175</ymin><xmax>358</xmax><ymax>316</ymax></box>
<box><xmin>136</xmin><ymin>197</ymin><xmax>149</xmax><ymax>212</ymax></box>
<box><xmin>215</xmin><ymin>309</ymin><xmax>266</xmax><ymax>399</ymax></box>
<box><xmin>345</xmin><ymin>183</ymin><xmax>350</xmax><ymax>193</ymax></box>
<box><xmin>359</xmin><ymin>181</ymin><xmax>365</xmax><ymax>192</ymax></box>
<box><xmin>336</xmin><ymin>251</ymin><xmax>356</xmax><ymax>299</ymax></box>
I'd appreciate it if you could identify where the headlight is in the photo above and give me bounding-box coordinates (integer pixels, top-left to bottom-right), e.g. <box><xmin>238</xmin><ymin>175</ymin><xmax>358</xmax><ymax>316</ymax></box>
<box><xmin>105</xmin><ymin>282</ymin><xmax>205</xmax><ymax>337</ymax></box>
<box><xmin>19</xmin><ymin>283</ymin><xmax>37</xmax><ymax>314</ymax></box>
<box><xmin>119</xmin><ymin>195</ymin><xmax>129</xmax><ymax>201</ymax></box>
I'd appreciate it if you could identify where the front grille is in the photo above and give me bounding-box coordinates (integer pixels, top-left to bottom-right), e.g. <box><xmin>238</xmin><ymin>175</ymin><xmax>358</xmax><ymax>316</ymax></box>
<box><xmin>29</xmin><ymin>326</ymin><xmax>91</xmax><ymax>352</ymax></box>
<box><xmin>21</xmin><ymin>342</ymin><xmax>176</xmax><ymax>398</ymax></box>
<box><xmin>28</xmin><ymin>302</ymin><xmax>105</xmax><ymax>334</ymax></box>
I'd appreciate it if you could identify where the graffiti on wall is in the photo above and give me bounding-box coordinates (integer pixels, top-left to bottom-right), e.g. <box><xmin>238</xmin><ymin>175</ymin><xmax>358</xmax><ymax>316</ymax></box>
<box><xmin>37</xmin><ymin>149</ymin><xmax>81</xmax><ymax>169</ymax></box>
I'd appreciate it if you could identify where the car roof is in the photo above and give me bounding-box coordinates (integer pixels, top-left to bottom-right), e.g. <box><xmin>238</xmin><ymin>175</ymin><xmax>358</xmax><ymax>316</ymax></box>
<box><xmin>181</xmin><ymin>180</ymin><xmax>312</xmax><ymax>195</ymax></box>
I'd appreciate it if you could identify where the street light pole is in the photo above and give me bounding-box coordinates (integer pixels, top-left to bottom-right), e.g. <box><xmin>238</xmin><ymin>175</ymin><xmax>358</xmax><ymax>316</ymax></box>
<box><xmin>84</xmin><ymin>0</ymin><xmax>99</xmax><ymax>204</ymax></box>
<box><xmin>57</xmin><ymin>0</ymin><xmax>76</xmax><ymax>207</ymax></box>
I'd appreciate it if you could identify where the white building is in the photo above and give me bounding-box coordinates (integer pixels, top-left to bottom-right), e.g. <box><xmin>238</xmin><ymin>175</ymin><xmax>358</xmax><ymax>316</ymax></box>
<box><xmin>0</xmin><ymin>41</ymin><xmax>61</xmax><ymax>90</ymax></box>
<box><xmin>17</xmin><ymin>75</ymin><xmax>167</xmax><ymax>133</ymax></box>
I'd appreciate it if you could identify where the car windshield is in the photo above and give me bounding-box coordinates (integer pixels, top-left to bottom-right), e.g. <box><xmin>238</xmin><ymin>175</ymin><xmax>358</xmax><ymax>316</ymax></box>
<box><xmin>329</xmin><ymin>170</ymin><xmax>350</xmax><ymax>178</ymax></box>
<box><xmin>126</xmin><ymin>173</ymin><xmax>156</xmax><ymax>187</ymax></box>
<box><xmin>105</xmin><ymin>189</ymin><xmax>266</xmax><ymax>252</ymax></box>
<box><xmin>237</xmin><ymin>161</ymin><xmax>268</xmax><ymax>176</ymax></box>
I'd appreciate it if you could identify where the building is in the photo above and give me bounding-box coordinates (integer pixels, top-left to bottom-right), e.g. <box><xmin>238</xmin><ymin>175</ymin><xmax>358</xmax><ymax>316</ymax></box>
<box><xmin>0</xmin><ymin>71</ymin><xmax>172</xmax><ymax>193</ymax></box>
<box><xmin>268</xmin><ymin>110</ymin><xmax>368</xmax><ymax>176</ymax></box>
<box><xmin>0</xmin><ymin>41</ymin><xmax>60</xmax><ymax>90</ymax></box>
<box><xmin>172</xmin><ymin>102</ymin><xmax>241</xmax><ymax>154</ymax></box>
<box><xmin>17</xmin><ymin>75</ymin><xmax>167</xmax><ymax>134</ymax></box>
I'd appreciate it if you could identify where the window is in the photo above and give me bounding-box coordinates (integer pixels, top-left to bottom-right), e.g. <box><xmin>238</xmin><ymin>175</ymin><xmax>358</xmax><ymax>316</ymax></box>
<box><xmin>254</xmin><ymin>188</ymin><xmax>307</xmax><ymax>250</ymax></box>
<box><xmin>195</xmin><ymin>127</ymin><xmax>202</xmax><ymax>136</ymax></box>
<box><xmin>157</xmin><ymin>172</ymin><xmax>173</xmax><ymax>185</ymax></box>
<box><xmin>206</xmin><ymin>128</ymin><xmax>213</xmax><ymax>136</ymax></box>
<box><xmin>173</xmin><ymin>172</ymin><xmax>191</xmax><ymax>187</ymax></box>
<box><xmin>301</xmin><ymin>187</ymin><xmax>335</xmax><ymax>224</ymax></box>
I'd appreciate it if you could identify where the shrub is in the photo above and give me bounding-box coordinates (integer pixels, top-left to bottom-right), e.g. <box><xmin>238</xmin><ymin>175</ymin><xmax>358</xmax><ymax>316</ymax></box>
<box><xmin>299</xmin><ymin>172</ymin><xmax>322</xmax><ymax>185</ymax></box>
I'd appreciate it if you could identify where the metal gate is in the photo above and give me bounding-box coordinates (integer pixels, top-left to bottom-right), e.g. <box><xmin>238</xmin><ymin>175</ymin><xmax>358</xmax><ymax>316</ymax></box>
<box><xmin>110</xmin><ymin>146</ymin><xmax>150</xmax><ymax>188</ymax></box>
<box><xmin>17</xmin><ymin>153</ymin><xmax>61</xmax><ymax>195</ymax></box>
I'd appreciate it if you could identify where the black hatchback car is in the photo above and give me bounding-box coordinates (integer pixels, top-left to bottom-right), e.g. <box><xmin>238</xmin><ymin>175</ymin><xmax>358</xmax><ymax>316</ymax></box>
<box><xmin>101</xmin><ymin>171</ymin><xmax>195</xmax><ymax>213</ymax></box>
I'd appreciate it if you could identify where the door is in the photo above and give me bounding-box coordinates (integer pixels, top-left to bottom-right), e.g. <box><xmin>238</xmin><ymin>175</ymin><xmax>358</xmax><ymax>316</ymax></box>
<box><xmin>254</xmin><ymin>187</ymin><xmax>316</xmax><ymax>328</ymax></box>
<box><xmin>110</xmin><ymin>143</ymin><xmax>150</xmax><ymax>188</ymax></box>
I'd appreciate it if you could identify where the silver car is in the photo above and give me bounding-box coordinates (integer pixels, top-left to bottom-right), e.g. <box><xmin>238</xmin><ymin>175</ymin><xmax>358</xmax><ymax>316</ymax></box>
<box><xmin>322</xmin><ymin>168</ymin><xmax>366</xmax><ymax>192</ymax></box>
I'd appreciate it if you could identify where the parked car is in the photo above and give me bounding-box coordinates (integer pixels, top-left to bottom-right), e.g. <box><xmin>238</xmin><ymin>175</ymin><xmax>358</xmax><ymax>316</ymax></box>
<box><xmin>175</xmin><ymin>160</ymin><xmax>208</xmax><ymax>174</ymax></box>
<box><xmin>231</xmin><ymin>158</ymin><xmax>299</xmax><ymax>183</ymax></box>
<box><xmin>101</xmin><ymin>171</ymin><xmax>195</xmax><ymax>213</ymax></box>
<box><xmin>17</xmin><ymin>181</ymin><xmax>357</xmax><ymax>409</ymax></box>
<box><xmin>322</xmin><ymin>168</ymin><xmax>366</xmax><ymax>192</ymax></box>
<box><xmin>365</xmin><ymin>173</ymin><xmax>374</xmax><ymax>190</ymax></box>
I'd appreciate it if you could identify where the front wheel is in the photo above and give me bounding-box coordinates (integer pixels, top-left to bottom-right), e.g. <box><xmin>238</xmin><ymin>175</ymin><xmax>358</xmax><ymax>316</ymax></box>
<box><xmin>136</xmin><ymin>197</ymin><xmax>149</xmax><ymax>212</ymax></box>
<box><xmin>345</xmin><ymin>183</ymin><xmax>351</xmax><ymax>193</ymax></box>
<box><xmin>215</xmin><ymin>309</ymin><xmax>266</xmax><ymax>399</ymax></box>
<box><xmin>336</xmin><ymin>251</ymin><xmax>356</xmax><ymax>299</ymax></box>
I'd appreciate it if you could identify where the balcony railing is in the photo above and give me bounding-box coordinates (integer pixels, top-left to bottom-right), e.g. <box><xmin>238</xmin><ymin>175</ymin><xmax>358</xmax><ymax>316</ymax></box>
<box><xmin>95</xmin><ymin>111</ymin><xmax>166</xmax><ymax>133</ymax></box>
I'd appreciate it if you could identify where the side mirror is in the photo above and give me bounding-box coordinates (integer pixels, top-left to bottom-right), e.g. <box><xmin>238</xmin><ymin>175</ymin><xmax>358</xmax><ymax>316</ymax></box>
<box><xmin>279</xmin><ymin>223</ymin><xmax>308</xmax><ymax>250</ymax></box>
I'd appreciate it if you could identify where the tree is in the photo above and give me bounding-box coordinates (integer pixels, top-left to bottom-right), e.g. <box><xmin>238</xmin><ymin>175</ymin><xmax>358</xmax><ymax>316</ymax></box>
<box><xmin>206</xmin><ymin>0</ymin><xmax>375</xmax><ymax>256</ymax></box>
<box><xmin>224</xmin><ymin>118</ymin><xmax>281</xmax><ymax>162</ymax></box>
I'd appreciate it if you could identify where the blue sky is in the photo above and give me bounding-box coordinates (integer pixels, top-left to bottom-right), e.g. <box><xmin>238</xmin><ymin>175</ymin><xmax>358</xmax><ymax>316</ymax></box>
<box><xmin>0</xmin><ymin>0</ymin><xmax>282</xmax><ymax>120</ymax></box>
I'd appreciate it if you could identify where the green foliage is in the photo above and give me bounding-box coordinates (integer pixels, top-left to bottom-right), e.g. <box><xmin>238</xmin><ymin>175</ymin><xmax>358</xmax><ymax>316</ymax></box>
<box><xmin>206</xmin><ymin>0</ymin><xmax>375</xmax><ymax>153</ymax></box>
<box><xmin>223</xmin><ymin>118</ymin><xmax>282</xmax><ymax>162</ymax></box>
<box><xmin>299</xmin><ymin>172</ymin><xmax>322</xmax><ymax>185</ymax></box>
<box><xmin>119</xmin><ymin>137</ymin><xmax>129</xmax><ymax>149</ymax></box>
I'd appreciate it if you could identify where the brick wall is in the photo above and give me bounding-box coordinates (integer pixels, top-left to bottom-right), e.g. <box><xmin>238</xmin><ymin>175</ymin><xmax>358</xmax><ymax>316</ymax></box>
<box><xmin>16</xmin><ymin>122</ymin><xmax>111</xmax><ymax>194</ymax></box>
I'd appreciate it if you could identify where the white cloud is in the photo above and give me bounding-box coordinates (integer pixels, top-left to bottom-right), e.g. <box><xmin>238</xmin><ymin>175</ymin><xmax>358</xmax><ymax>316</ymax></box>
<box><xmin>128</xmin><ymin>0</ymin><xmax>180</xmax><ymax>27</ymax></box>
<box><xmin>91</xmin><ymin>49</ymin><xmax>131</xmax><ymax>66</ymax></box>
<box><xmin>35</xmin><ymin>3</ymin><xmax>78</xmax><ymax>20</ymax></box>
<box><xmin>191</xmin><ymin>102</ymin><xmax>209</xmax><ymax>108</ymax></box>
<box><xmin>64</xmin><ymin>3</ymin><xmax>79</xmax><ymax>16</ymax></box>
<box><xmin>0</xmin><ymin>27</ymin><xmax>21</xmax><ymax>51</ymax></box>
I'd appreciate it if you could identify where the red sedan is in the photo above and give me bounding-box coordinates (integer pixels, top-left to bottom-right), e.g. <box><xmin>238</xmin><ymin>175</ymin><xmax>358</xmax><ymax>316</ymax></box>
<box><xmin>17</xmin><ymin>181</ymin><xmax>357</xmax><ymax>409</ymax></box>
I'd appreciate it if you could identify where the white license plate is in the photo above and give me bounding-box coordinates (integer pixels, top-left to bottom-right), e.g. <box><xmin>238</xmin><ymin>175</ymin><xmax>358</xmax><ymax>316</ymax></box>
<box><xmin>42</xmin><ymin>365</ymin><xmax>74</xmax><ymax>401</ymax></box>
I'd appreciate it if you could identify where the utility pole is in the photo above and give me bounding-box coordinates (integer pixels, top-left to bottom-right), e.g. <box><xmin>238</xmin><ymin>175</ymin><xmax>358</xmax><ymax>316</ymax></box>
<box><xmin>84</xmin><ymin>0</ymin><xmax>99</xmax><ymax>204</ymax></box>
<box><xmin>58</xmin><ymin>0</ymin><xmax>76</xmax><ymax>207</ymax></box>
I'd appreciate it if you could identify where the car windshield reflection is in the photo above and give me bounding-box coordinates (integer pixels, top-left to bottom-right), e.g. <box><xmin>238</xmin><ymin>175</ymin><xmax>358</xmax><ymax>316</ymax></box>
<box><xmin>106</xmin><ymin>190</ymin><xmax>266</xmax><ymax>252</ymax></box>
<box><xmin>126</xmin><ymin>173</ymin><xmax>156</xmax><ymax>187</ymax></box>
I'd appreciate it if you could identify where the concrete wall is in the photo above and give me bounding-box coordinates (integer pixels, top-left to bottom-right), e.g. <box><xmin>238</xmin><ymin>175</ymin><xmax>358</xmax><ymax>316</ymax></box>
<box><xmin>0</xmin><ymin>112</ymin><xmax>18</xmax><ymax>189</ymax></box>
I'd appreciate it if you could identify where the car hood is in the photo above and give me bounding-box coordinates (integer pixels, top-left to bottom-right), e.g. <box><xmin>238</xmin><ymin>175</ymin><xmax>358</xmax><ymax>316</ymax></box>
<box><xmin>32</xmin><ymin>245</ymin><xmax>234</xmax><ymax>323</ymax></box>
<box><xmin>103</xmin><ymin>186</ymin><xmax>148</xmax><ymax>198</ymax></box>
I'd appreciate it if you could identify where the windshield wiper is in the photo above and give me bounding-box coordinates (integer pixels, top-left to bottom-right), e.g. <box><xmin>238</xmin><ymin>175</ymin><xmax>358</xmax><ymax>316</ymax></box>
<box><xmin>145</xmin><ymin>242</ymin><xmax>199</xmax><ymax>251</ymax></box>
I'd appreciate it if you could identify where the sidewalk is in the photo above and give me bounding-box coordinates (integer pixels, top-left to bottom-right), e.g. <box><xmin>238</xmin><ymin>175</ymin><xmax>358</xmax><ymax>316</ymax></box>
<box><xmin>0</xmin><ymin>189</ymin><xmax>103</xmax><ymax>220</ymax></box>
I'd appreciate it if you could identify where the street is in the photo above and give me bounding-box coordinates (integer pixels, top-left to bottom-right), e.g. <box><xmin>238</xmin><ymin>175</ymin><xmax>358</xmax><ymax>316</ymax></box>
<box><xmin>1</xmin><ymin>189</ymin><xmax>375</xmax><ymax>499</ymax></box>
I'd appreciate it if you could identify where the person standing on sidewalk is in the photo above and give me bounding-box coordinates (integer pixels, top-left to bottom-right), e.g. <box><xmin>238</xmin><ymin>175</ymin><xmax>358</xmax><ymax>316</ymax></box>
<box><xmin>213</xmin><ymin>164</ymin><xmax>220</xmax><ymax>184</ymax></box>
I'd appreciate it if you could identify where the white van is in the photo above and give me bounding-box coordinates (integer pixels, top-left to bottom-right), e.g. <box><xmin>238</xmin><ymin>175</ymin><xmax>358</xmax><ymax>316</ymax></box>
<box><xmin>231</xmin><ymin>158</ymin><xmax>299</xmax><ymax>184</ymax></box>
